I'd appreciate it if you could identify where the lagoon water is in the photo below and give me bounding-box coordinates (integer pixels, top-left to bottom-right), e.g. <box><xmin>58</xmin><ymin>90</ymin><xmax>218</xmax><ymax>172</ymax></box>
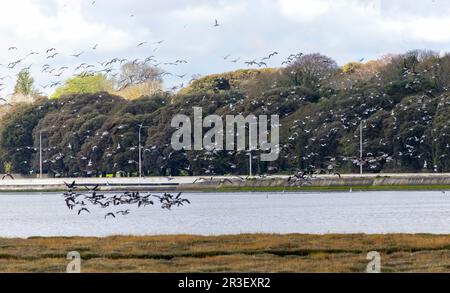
<box><xmin>0</xmin><ymin>191</ymin><xmax>449</xmax><ymax>237</ymax></box>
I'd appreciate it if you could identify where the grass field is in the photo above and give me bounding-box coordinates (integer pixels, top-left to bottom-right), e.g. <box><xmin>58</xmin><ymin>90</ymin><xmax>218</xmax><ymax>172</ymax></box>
<box><xmin>0</xmin><ymin>234</ymin><xmax>450</xmax><ymax>272</ymax></box>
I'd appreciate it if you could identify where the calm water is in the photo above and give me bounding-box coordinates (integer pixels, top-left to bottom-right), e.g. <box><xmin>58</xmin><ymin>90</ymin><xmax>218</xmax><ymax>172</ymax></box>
<box><xmin>0</xmin><ymin>191</ymin><xmax>449</xmax><ymax>237</ymax></box>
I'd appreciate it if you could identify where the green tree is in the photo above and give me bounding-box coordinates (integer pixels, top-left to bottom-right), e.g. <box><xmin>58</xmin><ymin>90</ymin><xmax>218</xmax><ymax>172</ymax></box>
<box><xmin>51</xmin><ymin>74</ymin><xmax>113</xmax><ymax>99</ymax></box>
<box><xmin>3</xmin><ymin>162</ymin><xmax>11</xmax><ymax>173</ymax></box>
<box><xmin>14</xmin><ymin>69</ymin><xmax>35</xmax><ymax>95</ymax></box>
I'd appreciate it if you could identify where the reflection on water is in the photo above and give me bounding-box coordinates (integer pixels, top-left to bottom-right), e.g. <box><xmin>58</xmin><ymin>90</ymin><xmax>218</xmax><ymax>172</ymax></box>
<box><xmin>0</xmin><ymin>191</ymin><xmax>449</xmax><ymax>237</ymax></box>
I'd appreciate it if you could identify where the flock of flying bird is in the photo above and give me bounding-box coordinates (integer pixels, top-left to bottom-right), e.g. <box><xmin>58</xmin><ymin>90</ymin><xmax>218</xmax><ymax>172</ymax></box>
<box><xmin>0</xmin><ymin>4</ymin><xmax>294</xmax><ymax>101</ymax></box>
<box><xmin>2</xmin><ymin>52</ymin><xmax>449</xmax><ymax>176</ymax></box>
<box><xmin>0</xmin><ymin>40</ymin><xmax>171</xmax><ymax>95</ymax></box>
<box><xmin>0</xmin><ymin>11</ymin><xmax>319</xmax><ymax>176</ymax></box>
<box><xmin>0</xmin><ymin>1</ymin><xmax>448</xmax><ymax>177</ymax></box>
<box><xmin>62</xmin><ymin>180</ymin><xmax>190</xmax><ymax>219</ymax></box>
<box><xmin>0</xmin><ymin>42</ymin><xmax>290</xmax><ymax>97</ymax></box>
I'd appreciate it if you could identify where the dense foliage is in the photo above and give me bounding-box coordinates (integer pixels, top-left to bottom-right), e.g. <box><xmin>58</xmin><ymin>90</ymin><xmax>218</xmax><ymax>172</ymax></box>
<box><xmin>14</xmin><ymin>69</ymin><xmax>36</xmax><ymax>96</ymax></box>
<box><xmin>50</xmin><ymin>74</ymin><xmax>113</xmax><ymax>99</ymax></box>
<box><xmin>1</xmin><ymin>51</ymin><xmax>449</xmax><ymax>176</ymax></box>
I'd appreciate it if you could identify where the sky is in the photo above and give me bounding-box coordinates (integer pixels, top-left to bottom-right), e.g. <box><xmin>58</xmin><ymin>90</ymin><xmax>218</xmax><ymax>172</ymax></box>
<box><xmin>1</xmin><ymin>0</ymin><xmax>450</xmax><ymax>100</ymax></box>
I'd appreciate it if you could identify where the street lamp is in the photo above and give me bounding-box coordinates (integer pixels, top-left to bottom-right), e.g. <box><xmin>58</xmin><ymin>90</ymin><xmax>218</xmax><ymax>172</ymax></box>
<box><xmin>359</xmin><ymin>120</ymin><xmax>363</xmax><ymax>175</ymax></box>
<box><xmin>138</xmin><ymin>123</ymin><xmax>149</xmax><ymax>179</ymax></box>
<box><xmin>248</xmin><ymin>152</ymin><xmax>252</xmax><ymax>177</ymax></box>
<box><xmin>247</xmin><ymin>120</ymin><xmax>257</xmax><ymax>178</ymax></box>
<box><xmin>39</xmin><ymin>130</ymin><xmax>47</xmax><ymax>179</ymax></box>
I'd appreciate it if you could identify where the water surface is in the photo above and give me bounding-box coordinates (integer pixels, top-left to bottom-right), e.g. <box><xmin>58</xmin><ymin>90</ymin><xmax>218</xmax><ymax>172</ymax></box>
<box><xmin>0</xmin><ymin>191</ymin><xmax>449</xmax><ymax>237</ymax></box>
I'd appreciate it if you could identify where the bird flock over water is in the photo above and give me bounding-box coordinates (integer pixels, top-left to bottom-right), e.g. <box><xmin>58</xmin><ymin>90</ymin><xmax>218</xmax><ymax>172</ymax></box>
<box><xmin>62</xmin><ymin>180</ymin><xmax>190</xmax><ymax>219</ymax></box>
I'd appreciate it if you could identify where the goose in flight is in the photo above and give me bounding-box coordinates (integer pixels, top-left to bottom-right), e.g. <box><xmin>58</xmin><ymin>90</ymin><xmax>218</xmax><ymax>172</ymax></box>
<box><xmin>104</xmin><ymin>212</ymin><xmax>116</xmax><ymax>219</ymax></box>
<box><xmin>84</xmin><ymin>184</ymin><xmax>100</xmax><ymax>191</ymax></box>
<box><xmin>77</xmin><ymin>207</ymin><xmax>90</xmax><ymax>215</ymax></box>
<box><xmin>1</xmin><ymin>173</ymin><xmax>14</xmax><ymax>180</ymax></box>
<box><xmin>71</xmin><ymin>52</ymin><xmax>84</xmax><ymax>58</ymax></box>
<box><xmin>47</xmin><ymin>53</ymin><xmax>58</xmax><ymax>59</ymax></box>
<box><xmin>116</xmin><ymin>210</ymin><xmax>130</xmax><ymax>216</ymax></box>
<box><xmin>64</xmin><ymin>180</ymin><xmax>77</xmax><ymax>189</ymax></box>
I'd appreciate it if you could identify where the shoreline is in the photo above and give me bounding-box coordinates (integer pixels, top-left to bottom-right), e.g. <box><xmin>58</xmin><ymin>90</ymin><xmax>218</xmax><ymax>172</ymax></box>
<box><xmin>1</xmin><ymin>173</ymin><xmax>450</xmax><ymax>192</ymax></box>
<box><xmin>1</xmin><ymin>185</ymin><xmax>450</xmax><ymax>193</ymax></box>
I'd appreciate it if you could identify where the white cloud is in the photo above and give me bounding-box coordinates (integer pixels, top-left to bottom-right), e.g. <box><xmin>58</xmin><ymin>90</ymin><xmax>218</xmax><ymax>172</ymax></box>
<box><xmin>279</xmin><ymin>0</ymin><xmax>330</xmax><ymax>21</ymax></box>
<box><xmin>390</xmin><ymin>17</ymin><xmax>450</xmax><ymax>43</ymax></box>
<box><xmin>0</xmin><ymin>0</ymin><xmax>134</xmax><ymax>53</ymax></box>
<box><xmin>2</xmin><ymin>0</ymin><xmax>450</xmax><ymax>99</ymax></box>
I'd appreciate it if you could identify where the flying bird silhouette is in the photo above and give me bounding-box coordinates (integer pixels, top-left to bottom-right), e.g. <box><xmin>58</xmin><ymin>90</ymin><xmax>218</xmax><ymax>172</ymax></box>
<box><xmin>77</xmin><ymin>207</ymin><xmax>90</xmax><ymax>215</ymax></box>
<box><xmin>104</xmin><ymin>212</ymin><xmax>116</xmax><ymax>219</ymax></box>
<box><xmin>71</xmin><ymin>52</ymin><xmax>84</xmax><ymax>58</ymax></box>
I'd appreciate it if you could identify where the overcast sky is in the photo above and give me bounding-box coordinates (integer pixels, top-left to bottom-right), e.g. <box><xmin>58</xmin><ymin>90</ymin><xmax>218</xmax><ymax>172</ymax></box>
<box><xmin>1</xmin><ymin>0</ymin><xmax>450</xmax><ymax>98</ymax></box>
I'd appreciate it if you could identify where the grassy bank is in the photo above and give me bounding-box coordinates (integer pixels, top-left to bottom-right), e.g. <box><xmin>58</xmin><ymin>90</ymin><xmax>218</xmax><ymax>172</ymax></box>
<box><xmin>1</xmin><ymin>234</ymin><xmax>450</xmax><ymax>272</ymax></box>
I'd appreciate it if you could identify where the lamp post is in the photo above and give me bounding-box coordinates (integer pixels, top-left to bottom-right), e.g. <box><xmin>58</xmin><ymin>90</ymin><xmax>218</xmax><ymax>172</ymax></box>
<box><xmin>359</xmin><ymin>120</ymin><xmax>363</xmax><ymax>175</ymax></box>
<box><xmin>138</xmin><ymin>124</ymin><xmax>149</xmax><ymax>179</ymax></box>
<box><xmin>39</xmin><ymin>130</ymin><xmax>46</xmax><ymax>179</ymax></box>
<box><xmin>248</xmin><ymin>120</ymin><xmax>257</xmax><ymax>178</ymax></box>
<box><xmin>249</xmin><ymin>124</ymin><xmax>252</xmax><ymax>177</ymax></box>
<box><xmin>248</xmin><ymin>153</ymin><xmax>252</xmax><ymax>177</ymax></box>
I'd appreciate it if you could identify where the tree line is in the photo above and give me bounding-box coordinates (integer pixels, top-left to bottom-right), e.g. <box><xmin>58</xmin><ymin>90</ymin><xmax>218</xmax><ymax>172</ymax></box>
<box><xmin>0</xmin><ymin>50</ymin><xmax>449</xmax><ymax>176</ymax></box>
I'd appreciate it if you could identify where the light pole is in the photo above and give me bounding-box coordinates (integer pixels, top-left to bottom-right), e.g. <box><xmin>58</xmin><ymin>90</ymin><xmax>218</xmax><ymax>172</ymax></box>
<box><xmin>248</xmin><ymin>153</ymin><xmax>252</xmax><ymax>177</ymax></box>
<box><xmin>249</xmin><ymin>125</ymin><xmax>252</xmax><ymax>177</ymax></box>
<box><xmin>248</xmin><ymin>121</ymin><xmax>257</xmax><ymax>178</ymax></box>
<box><xmin>359</xmin><ymin>120</ymin><xmax>363</xmax><ymax>175</ymax></box>
<box><xmin>138</xmin><ymin>124</ymin><xmax>149</xmax><ymax>179</ymax></box>
<box><xmin>39</xmin><ymin>130</ymin><xmax>46</xmax><ymax>179</ymax></box>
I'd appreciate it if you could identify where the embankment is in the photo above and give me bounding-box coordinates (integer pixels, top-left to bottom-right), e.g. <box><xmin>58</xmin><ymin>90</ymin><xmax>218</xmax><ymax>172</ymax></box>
<box><xmin>1</xmin><ymin>173</ymin><xmax>450</xmax><ymax>192</ymax></box>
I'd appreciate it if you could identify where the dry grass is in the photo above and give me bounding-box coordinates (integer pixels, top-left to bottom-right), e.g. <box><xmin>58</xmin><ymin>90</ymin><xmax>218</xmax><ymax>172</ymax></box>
<box><xmin>0</xmin><ymin>234</ymin><xmax>450</xmax><ymax>272</ymax></box>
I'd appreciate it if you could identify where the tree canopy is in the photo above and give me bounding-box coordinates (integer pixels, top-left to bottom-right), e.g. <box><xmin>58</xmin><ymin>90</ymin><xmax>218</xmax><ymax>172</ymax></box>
<box><xmin>1</xmin><ymin>50</ymin><xmax>449</xmax><ymax>176</ymax></box>
<box><xmin>14</xmin><ymin>69</ymin><xmax>35</xmax><ymax>96</ymax></box>
<box><xmin>51</xmin><ymin>74</ymin><xmax>113</xmax><ymax>99</ymax></box>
